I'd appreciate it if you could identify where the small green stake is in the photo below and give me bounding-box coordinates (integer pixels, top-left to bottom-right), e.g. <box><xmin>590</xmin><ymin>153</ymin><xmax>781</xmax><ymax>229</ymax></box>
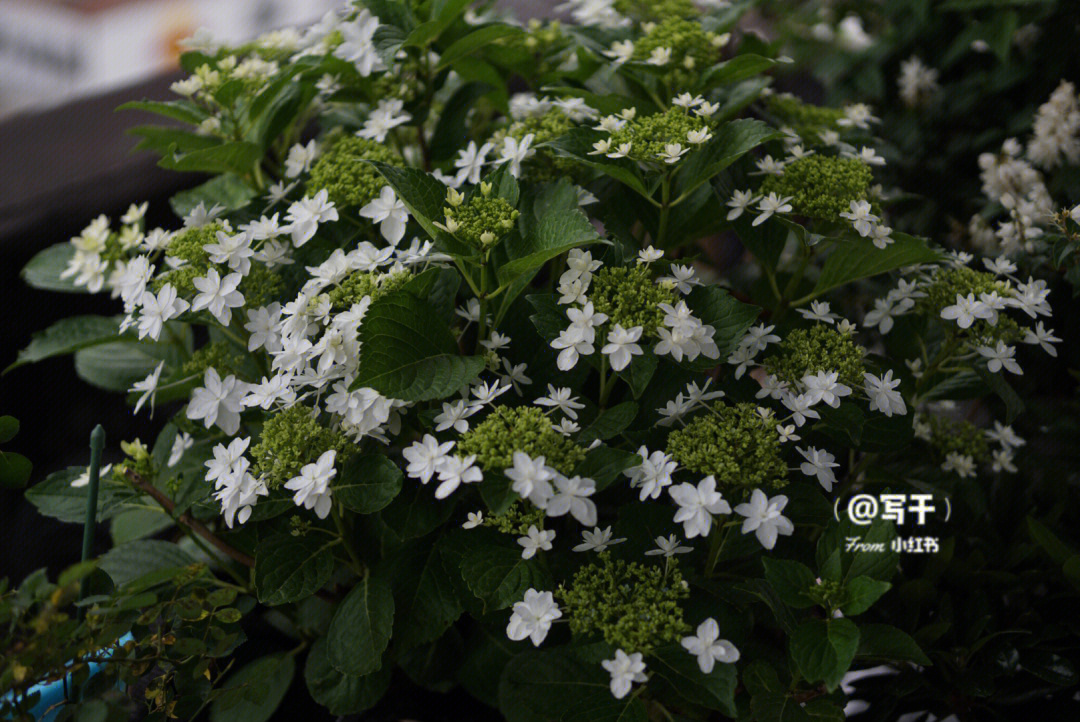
<box><xmin>80</xmin><ymin>424</ymin><xmax>106</xmax><ymax>571</ymax></box>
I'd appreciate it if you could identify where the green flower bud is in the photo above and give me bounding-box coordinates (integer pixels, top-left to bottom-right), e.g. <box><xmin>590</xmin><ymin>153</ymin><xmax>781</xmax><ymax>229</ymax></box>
<box><xmin>250</xmin><ymin>405</ymin><xmax>356</xmax><ymax>488</ymax></box>
<box><xmin>666</xmin><ymin>402</ymin><xmax>787</xmax><ymax>488</ymax></box>
<box><xmin>760</xmin><ymin>155</ymin><xmax>874</xmax><ymax>223</ymax></box>
<box><xmin>589</xmin><ymin>265</ymin><xmax>678</xmax><ymax>336</ymax></box>
<box><xmin>766</xmin><ymin>93</ymin><xmax>845</xmax><ymax>139</ymax></box>
<box><xmin>457</xmin><ymin>406</ymin><xmax>586</xmax><ymax>474</ymax></box>
<box><xmin>556</xmin><ymin>552</ymin><xmax>690</xmax><ymax>653</ymax></box>
<box><xmin>307</xmin><ymin>134</ymin><xmax>403</xmax><ymax>208</ymax></box>
<box><xmin>764</xmin><ymin>324</ymin><xmax>866</xmax><ymax>389</ymax></box>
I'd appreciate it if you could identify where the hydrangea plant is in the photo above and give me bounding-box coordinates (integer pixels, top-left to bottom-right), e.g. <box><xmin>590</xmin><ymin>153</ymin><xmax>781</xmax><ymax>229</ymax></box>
<box><xmin>5</xmin><ymin>0</ymin><xmax>1078</xmax><ymax>719</ymax></box>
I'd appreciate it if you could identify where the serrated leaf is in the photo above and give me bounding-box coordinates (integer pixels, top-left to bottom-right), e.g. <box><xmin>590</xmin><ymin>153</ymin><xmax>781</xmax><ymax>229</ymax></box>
<box><xmin>855</xmin><ymin>623</ymin><xmax>931</xmax><ymax>665</ymax></box>
<box><xmin>25</xmin><ymin>467</ymin><xmax>141</xmax><ymax>523</ymax></box>
<box><xmin>379</xmin><ymin>535</ymin><xmax>465</xmax><ymax>651</ymax></box>
<box><xmin>100</xmin><ymin>540</ymin><xmax>196</xmax><ymax>587</ymax></box>
<box><xmin>579</xmin><ymin>401</ymin><xmax>638</xmax><ymax>444</ymax></box>
<box><xmin>675</xmin><ymin>118</ymin><xmax>784</xmax><ymax>200</ymax></box>
<box><xmin>304</xmin><ymin>637</ymin><xmax>391</xmax><ymax>716</ymax></box>
<box><xmin>790</xmin><ymin>617</ymin><xmax>860</xmax><ymax>691</ymax></box>
<box><xmin>842</xmin><ymin>576</ymin><xmax>891</xmax><ymax>616</ymax></box>
<box><xmin>211</xmin><ymin>654</ymin><xmax>295</xmax><ymax>722</ymax></box>
<box><xmin>682</xmin><ymin>284</ymin><xmax>760</xmax><ymax>370</ymax></box>
<box><xmin>335</xmin><ymin>454</ymin><xmax>403</xmax><ymax>514</ymax></box>
<box><xmin>436</xmin><ymin>23</ymin><xmax>524</xmax><ymax>69</ymax></box>
<box><xmin>118</xmin><ymin>98</ymin><xmax>206</xmax><ymax>124</ymax></box>
<box><xmin>74</xmin><ymin>341</ymin><xmax>170</xmax><ymax>393</ymax></box>
<box><xmin>460</xmin><ymin>545</ymin><xmax>552</xmax><ymax>612</ymax></box>
<box><xmin>20</xmin><ymin>243</ymin><xmax>86</xmax><ymax>293</ymax></box>
<box><xmin>547</xmin><ymin>128</ymin><xmax>649</xmax><ymax>197</ymax></box>
<box><xmin>702</xmin><ymin>54</ymin><xmax>778</xmax><ymax>87</ymax></box>
<box><xmin>812</xmin><ymin>232</ymin><xmax>942</xmax><ymax>296</ymax></box>
<box><xmin>367</xmin><ymin>162</ymin><xmax>448</xmax><ymax>239</ymax></box>
<box><xmin>170</xmin><ymin>174</ymin><xmax>257</xmax><ymax>217</ymax></box>
<box><xmin>158</xmin><ymin>140</ymin><xmax>262</xmax><ymax>175</ymax></box>
<box><xmin>762</xmin><ymin>557</ymin><xmax>816</xmax><ymax>609</ymax></box>
<box><xmin>255</xmin><ymin>533</ymin><xmax>337</xmax><ymax>606</ymax></box>
<box><xmin>351</xmin><ymin>291</ymin><xmax>485</xmax><ymax>401</ymax></box>
<box><xmin>574</xmin><ymin>445</ymin><xmax>641</xmax><ymax>492</ymax></box>
<box><xmin>975</xmin><ymin>364</ymin><xmax>1024</xmax><ymax>424</ymax></box>
<box><xmin>648</xmin><ymin>644</ymin><xmax>737</xmax><ymax>716</ymax></box>
<box><xmin>498</xmin><ymin>645</ymin><xmax>612</xmax><ymax>722</ymax></box>
<box><xmin>5</xmin><ymin>316</ymin><xmax>121</xmax><ymax>373</ymax></box>
<box><xmin>327</xmin><ymin>574</ymin><xmax>395</xmax><ymax>676</ymax></box>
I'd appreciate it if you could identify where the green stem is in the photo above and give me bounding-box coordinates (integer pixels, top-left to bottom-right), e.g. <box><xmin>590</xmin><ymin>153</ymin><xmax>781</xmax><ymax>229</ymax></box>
<box><xmin>656</xmin><ymin>174</ymin><xmax>672</xmax><ymax>248</ymax></box>
<box><xmin>598</xmin><ymin>354</ymin><xmax>612</xmax><ymax>408</ymax></box>
<box><xmin>704</xmin><ymin>523</ymin><xmax>732</xmax><ymax>577</ymax></box>
<box><xmin>773</xmin><ymin>244</ymin><xmax>813</xmax><ymax>321</ymax></box>
<box><xmin>331</xmin><ymin>506</ymin><xmax>364</xmax><ymax>576</ymax></box>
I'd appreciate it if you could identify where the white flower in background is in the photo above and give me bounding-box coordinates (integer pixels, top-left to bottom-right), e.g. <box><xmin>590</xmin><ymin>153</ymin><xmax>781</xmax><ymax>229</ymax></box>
<box><xmin>573</xmin><ymin>526</ymin><xmax>626</xmax><ymax>552</ymax></box>
<box><xmin>535</xmin><ymin>385</ymin><xmax>586</xmax><ymax>420</ymax></box>
<box><xmin>681</xmin><ymin>618</ymin><xmax>740</xmax><ymax>674</ymax></box>
<box><xmin>403</xmin><ymin>434</ymin><xmax>455</xmax><ymax>484</ymax></box>
<box><xmin>734</xmin><ymin>489</ymin><xmax>794</xmax><ymax>550</ymax></box>
<box><xmin>898</xmin><ymin>55</ymin><xmax>939</xmax><ymax>106</ymax></box>
<box><xmin>647</xmin><ymin>46</ymin><xmax>672</xmax><ymax>66</ymax></box>
<box><xmin>205</xmin><ymin>437</ymin><xmax>251</xmax><ymax>486</ymax></box>
<box><xmin>992</xmin><ymin>448</ymin><xmax>1017</xmax><ymax>473</ymax></box>
<box><xmin>670</xmin><ymin>476</ymin><xmax>732</xmax><ymax>539</ymax></box>
<box><xmin>547</xmin><ymin>474</ymin><xmax>597</xmax><ymax>526</ymax></box>
<box><xmin>978</xmin><ymin>341</ymin><xmax>1022</xmax><ymax>374</ymax></box>
<box><xmin>661</xmin><ymin>265</ymin><xmax>700</xmax><ymax>294</ymax></box>
<box><xmin>602</xmin><ymin>650</ymin><xmax>648</xmax><ymax>699</ymax></box>
<box><xmin>137</xmin><ymin>284</ymin><xmax>189</xmax><ymax>340</ymax></box>
<box><xmin>359</xmin><ymin>186</ymin><xmax>409</xmax><ymax>244</ymax></box>
<box><xmin>434</xmin><ymin>454</ymin><xmax>483</xmax><ymax>499</ymax></box>
<box><xmin>659</xmin><ymin>143</ymin><xmax>689</xmax><ymax>164</ymax></box>
<box><xmin>987</xmin><ymin>421</ymin><xmax>1025</xmax><ymax>450</ymax></box>
<box><xmin>942</xmin><ymin>452</ymin><xmax>976</xmax><ymax>478</ymax></box>
<box><xmin>334</xmin><ymin>9</ymin><xmax>384</xmax><ymax>76</ymax></box>
<box><xmin>244</xmin><ymin>303</ymin><xmax>283</xmax><ymax>353</ymax></box>
<box><xmin>601</xmin><ymin>325</ymin><xmax>644</xmax><ymax>371</ymax></box>
<box><xmin>454</xmin><ymin>140</ymin><xmax>493</xmax><ymax>186</ymax></box>
<box><xmin>798</xmin><ymin>300</ymin><xmax>840</xmax><ymax>325</ymax></box>
<box><xmin>518</xmin><ymin>525</ymin><xmax>556</xmax><ymax>559</ymax></box>
<box><xmin>638</xmin><ymin>246</ymin><xmax>663</xmax><ymax>264</ymax></box>
<box><xmin>506</xmin><ymin>589</ymin><xmax>561</xmax><ymax>646</ymax></box>
<box><xmin>1023</xmin><ymin>322</ymin><xmax>1061</xmax><ymax>356</ymax></box>
<box><xmin>781</xmin><ymin>392</ymin><xmax>821</xmax><ymax>427</ymax></box>
<box><xmin>183</xmin><ymin>201</ymin><xmax>224</xmax><ymax>228</ymax></box>
<box><xmin>869</xmin><ymin>224</ymin><xmax>894</xmax><ymax>249</ymax></box>
<box><xmin>645</xmin><ymin>534</ymin><xmax>694</xmax><ymax>557</ymax></box>
<box><xmin>191</xmin><ymin>268</ymin><xmax>245</xmax><ymax>326</ymax></box>
<box><xmin>625</xmin><ymin>446</ymin><xmax>677</xmax><ymax>501</ymax></box>
<box><xmin>358</xmin><ymin>98</ymin><xmax>412</xmax><ymax>142</ymax></box>
<box><xmin>864</xmin><ymin>371</ymin><xmax>907</xmax><ymax>417</ymax></box>
<box><xmin>797</xmin><ymin>446</ymin><xmax>840</xmax><ymax>491</ymax></box>
<box><xmin>284</xmin><ymin>449</ymin><xmax>337</xmax><ymax>519</ymax></box>
<box><xmin>1008</xmin><ymin>278</ymin><xmax>1051</xmax><ymax>318</ymax></box>
<box><xmin>167</xmin><ymin>431</ymin><xmax>193</xmax><ymax>467</ymax></box>
<box><xmin>603</xmin><ymin>39</ymin><xmax>635</xmax><ymax>64</ymax></box>
<box><xmin>776</xmin><ymin>424</ymin><xmax>800</xmax><ymax>443</ymax></box>
<box><xmin>434</xmin><ymin>399</ymin><xmax>478</xmax><ymax>433</ymax></box>
<box><xmin>215</xmin><ymin>463</ymin><xmax>268</xmax><ymax>528</ymax></box>
<box><xmin>498</xmin><ymin>133</ymin><xmax>536</xmax><ymax>178</ymax></box>
<box><xmin>284</xmin><ymin>140</ymin><xmax>318</xmax><ymax>178</ymax></box>
<box><xmin>71</xmin><ymin>463</ymin><xmax>113</xmax><ymax>488</ymax></box>
<box><xmin>501</xmin><ymin>359</ymin><xmax>533</xmax><ymax>394</ymax></box>
<box><xmin>463</xmin><ymin>511</ymin><xmax>484</xmax><ymax>529</ymax></box>
<box><xmin>130</xmin><ymin>361</ymin><xmax>164</xmax><ymax>415</ymax></box>
<box><xmin>187</xmin><ymin>368</ymin><xmax>247</xmax><ymax>435</ymax></box>
<box><xmin>285</xmin><ymin>190</ymin><xmax>338</xmax><ymax>246</ymax></box>
<box><xmin>505</xmin><ymin>452</ymin><xmax>556</xmax><ymax>507</ymax></box>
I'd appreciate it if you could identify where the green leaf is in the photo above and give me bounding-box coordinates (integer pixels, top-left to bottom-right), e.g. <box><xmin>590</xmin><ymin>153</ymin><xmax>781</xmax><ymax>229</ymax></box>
<box><xmin>574</xmin><ymin>445</ymin><xmax>641</xmax><ymax>492</ymax></box>
<box><xmin>211</xmin><ymin>654</ymin><xmax>296</xmax><ymax>722</ymax></box>
<box><xmin>675</xmin><ymin>118</ymin><xmax>783</xmax><ymax>199</ymax></box>
<box><xmin>498</xmin><ymin>645</ymin><xmax>612</xmax><ymax>722</ymax></box>
<box><xmin>812</xmin><ymin>232</ymin><xmax>942</xmax><ymax>297</ymax></box>
<box><xmin>328</xmin><ymin>574</ymin><xmax>395</xmax><ymax>676</ymax></box>
<box><xmin>682</xmin><ymin>285</ymin><xmax>761</xmax><ymax>369</ymax></box>
<box><xmin>563</xmin><ymin>694</ymin><xmax>648</xmax><ymax>722</ymax></box>
<box><xmin>702</xmin><ymin>54</ymin><xmax>778</xmax><ymax>87</ymax></box>
<box><xmin>379</xmin><ymin>535</ymin><xmax>465</xmax><ymax>651</ymax></box>
<box><xmin>0</xmin><ymin>451</ymin><xmax>32</xmax><ymax>489</ymax></box>
<box><xmin>649</xmin><ymin>643</ymin><xmax>737</xmax><ymax>716</ymax></box>
<box><xmin>547</xmin><ymin>128</ymin><xmax>649</xmax><ymax>197</ymax></box>
<box><xmin>460</xmin><ymin>545</ymin><xmax>552</xmax><ymax>612</ymax></box>
<box><xmin>762</xmin><ymin>557</ymin><xmax>816</xmax><ymax>609</ymax></box>
<box><xmin>814</xmin><ymin>403</ymin><xmax>913</xmax><ymax>453</ymax></box>
<box><xmin>1026</xmin><ymin>515</ymin><xmax>1076</xmax><ymax>566</ymax></box>
<box><xmin>790</xmin><ymin>617</ymin><xmax>860</xmax><ymax>691</ymax></box>
<box><xmin>20</xmin><ymin>243</ymin><xmax>86</xmax><ymax>293</ymax></box>
<box><xmin>367</xmin><ymin>162</ymin><xmax>449</xmax><ymax>240</ymax></box>
<box><xmin>497</xmin><ymin>179</ymin><xmax>600</xmax><ymax>289</ymax></box>
<box><xmin>437</xmin><ymin>24</ymin><xmax>524</xmax><ymax>70</ymax></box>
<box><xmin>381</xmin><ymin>482</ymin><xmax>455</xmax><ymax>539</ymax></box>
<box><xmin>99</xmin><ymin>540</ymin><xmax>196</xmax><ymax>587</ymax></box>
<box><xmin>109</xmin><ymin>509</ymin><xmax>173</xmax><ymax>545</ymax></box>
<box><xmin>170</xmin><ymin>174</ymin><xmax>257</xmax><ymax>217</ymax></box>
<box><xmin>254</xmin><ymin>533</ymin><xmax>337</xmax><ymax>606</ymax></box>
<box><xmin>74</xmin><ymin>341</ymin><xmax>168</xmax><ymax>392</ymax></box>
<box><xmin>304</xmin><ymin>637</ymin><xmax>392</xmax><ymax>716</ymax></box>
<box><xmin>25</xmin><ymin>468</ymin><xmax>140</xmax><ymax>523</ymax></box>
<box><xmin>0</xmin><ymin>416</ymin><xmax>18</xmax><ymax>443</ymax></box>
<box><xmin>841</xmin><ymin>576</ymin><xmax>891</xmax><ymax>616</ymax></box>
<box><xmin>5</xmin><ymin>316</ymin><xmax>121</xmax><ymax>373</ymax></box>
<box><xmin>975</xmin><ymin>364</ymin><xmax>1024</xmax><ymax>424</ymax></box>
<box><xmin>350</xmin><ymin>290</ymin><xmax>485</xmax><ymax>401</ymax></box>
<box><xmin>405</xmin><ymin>0</ymin><xmax>472</xmax><ymax>47</ymax></box>
<box><xmin>579</xmin><ymin>402</ymin><xmax>638</xmax><ymax>444</ymax></box>
<box><xmin>158</xmin><ymin>140</ymin><xmax>262</xmax><ymax>175</ymax></box>
<box><xmin>429</xmin><ymin>82</ymin><xmax>493</xmax><ymax>162</ymax></box>
<box><xmin>335</xmin><ymin>454</ymin><xmax>403</xmax><ymax>514</ymax></box>
<box><xmin>855</xmin><ymin>623</ymin><xmax>931</xmax><ymax>666</ymax></box>
<box><xmin>117</xmin><ymin>98</ymin><xmax>206</xmax><ymax>124</ymax></box>
<box><xmin>745</xmin><ymin>660</ymin><xmax>815</xmax><ymax>722</ymax></box>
